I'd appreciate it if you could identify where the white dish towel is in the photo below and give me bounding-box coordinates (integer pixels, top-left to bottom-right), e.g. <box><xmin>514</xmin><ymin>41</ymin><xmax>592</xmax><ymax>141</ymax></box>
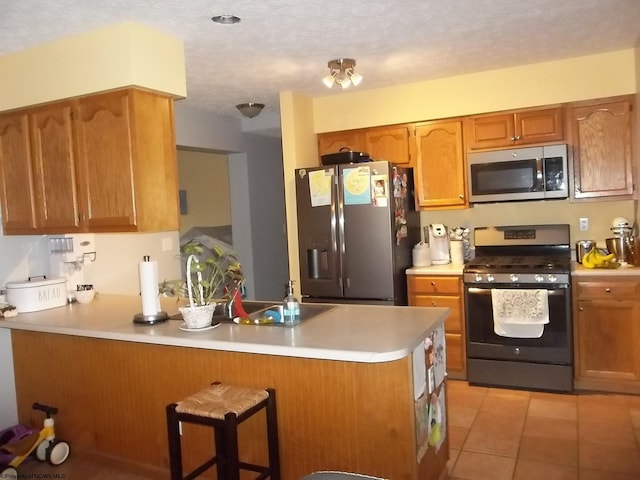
<box><xmin>491</xmin><ymin>289</ymin><xmax>549</xmax><ymax>338</ymax></box>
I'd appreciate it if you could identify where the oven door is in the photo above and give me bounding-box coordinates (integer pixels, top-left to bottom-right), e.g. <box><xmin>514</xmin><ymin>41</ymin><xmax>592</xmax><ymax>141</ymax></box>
<box><xmin>465</xmin><ymin>283</ymin><xmax>572</xmax><ymax>364</ymax></box>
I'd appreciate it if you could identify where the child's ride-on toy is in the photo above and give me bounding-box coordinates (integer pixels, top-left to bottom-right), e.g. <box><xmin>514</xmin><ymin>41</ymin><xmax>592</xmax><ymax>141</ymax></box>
<box><xmin>0</xmin><ymin>403</ymin><xmax>70</xmax><ymax>478</ymax></box>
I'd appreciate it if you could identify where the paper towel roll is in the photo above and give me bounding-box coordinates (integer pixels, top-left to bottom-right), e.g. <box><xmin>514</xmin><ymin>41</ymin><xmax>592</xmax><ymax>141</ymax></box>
<box><xmin>139</xmin><ymin>257</ymin><xmax>160</xmax><ymax>316</ymax></box>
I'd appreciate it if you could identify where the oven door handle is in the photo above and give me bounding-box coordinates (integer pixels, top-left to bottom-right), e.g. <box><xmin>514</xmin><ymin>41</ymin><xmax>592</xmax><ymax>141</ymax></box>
<box><xmin>466</xmin><ymin>287</ymin><xmax>567</xmax><ymax>295</ymax></box>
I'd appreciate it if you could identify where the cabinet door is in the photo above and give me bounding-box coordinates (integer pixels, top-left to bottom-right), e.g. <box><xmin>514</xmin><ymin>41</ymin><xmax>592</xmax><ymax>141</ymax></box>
<box><xmin>73</xmin><ymin>90</ymin><xmax>137</xmax><ymax>230</ymax></box>
<box><xmin>363</xmin><ymin>125</ymin><xmax>412</xmax><ymax>165</ymax></box>
<box><xmin>465</xmin><ymin>113</ymin><xmax>515</xmax><ymax>150</ymax></box>
<box><xmin>408</xmin><ymin>275</ymin><xmax>466</xmax><ymax>377</ymax></box>
<box><xmin>317</xmin><ymin>130</ymin><xmax>365</xmax><ymax>157</ymax></box>
<box><xmin>30</xmin><ymin>102</ymin><xmax>81</xmax><ymax>232</ymax></box>
<box><xmin>0</xmin><ymin>112</ymin><xmax>38</xmax><ymax>234</ymax></box>
<box><xmin>466</xmin><ymin>107</ymin><xmax>563</xmax><ymax>150</ymax></box>
<box><xmin>415</xmin><ymin>121</ymin><xmax>466</xmax><ymax>208</ymax></box>
<box><xmin>570</xmin><ymin>98</ymin><xmax>634</xmax><ymax>199</ymax></box>
<box><xmin>576</xmin><ymin>298</ymin><xmax>640</xmax><ymax>382</ymax></box>
<box><xmin>515</xmin><ymin>108</ymin><xmax>564</xmax><ymax>144</ymax></box>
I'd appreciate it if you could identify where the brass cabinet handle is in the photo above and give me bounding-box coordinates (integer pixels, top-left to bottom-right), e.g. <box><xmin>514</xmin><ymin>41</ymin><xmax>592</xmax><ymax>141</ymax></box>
<box><xmin>605</xmin><ymin>288</ymin><xmax>611</xmax><ymax>293</ymax></box>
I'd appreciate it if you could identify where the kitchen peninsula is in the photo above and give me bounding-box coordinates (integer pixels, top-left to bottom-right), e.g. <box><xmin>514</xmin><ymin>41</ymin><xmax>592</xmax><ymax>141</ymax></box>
<box><xmin>1</xmin><ymin>296</ymin><xmax>449</xmax><ymax>480</ymax></box>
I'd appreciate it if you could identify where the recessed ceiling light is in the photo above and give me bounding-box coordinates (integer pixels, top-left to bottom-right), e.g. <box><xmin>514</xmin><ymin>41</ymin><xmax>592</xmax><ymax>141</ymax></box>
<box><xmin>211</xmin><ymin>15</ymin><xmax>241</xmax><ymax>25</ymax></box>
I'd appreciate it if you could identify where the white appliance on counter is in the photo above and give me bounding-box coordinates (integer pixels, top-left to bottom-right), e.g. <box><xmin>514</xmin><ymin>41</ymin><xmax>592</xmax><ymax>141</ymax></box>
<box><xmin>428</xmin><ymin>224</ymin><xmax>450</xmax><ymax>265</ymax></box>
<box><xmin>48</xmin><ymin>234</ymin><xmax>96</xmax><ymax>301</ymax></box>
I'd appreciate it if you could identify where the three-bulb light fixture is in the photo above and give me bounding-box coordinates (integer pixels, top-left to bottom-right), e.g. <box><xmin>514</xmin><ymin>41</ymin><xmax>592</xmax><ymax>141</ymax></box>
<box><xmin>322</xmin><ymin>58</ymin><xmax>363</xmax><ymax>89</ymax></box>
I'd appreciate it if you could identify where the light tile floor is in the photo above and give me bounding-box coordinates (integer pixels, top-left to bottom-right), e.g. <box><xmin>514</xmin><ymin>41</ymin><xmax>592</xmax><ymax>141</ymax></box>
<box><xmin>447</xmin><ymin>380</ymin><xmax>640</xmax><ymax>480</ymax></box>
<box><xmin>13</xmin><ymin>380</ymin><xmax>640</xmax><ymax>479</ymax></box>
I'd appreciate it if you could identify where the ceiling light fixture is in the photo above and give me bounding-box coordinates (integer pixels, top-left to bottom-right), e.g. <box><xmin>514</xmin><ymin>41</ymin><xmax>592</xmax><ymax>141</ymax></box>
<box><xmin>322</xmin><ymin>58</ymin><xmax>362</xmax><ymax>89</ymax></box>
<box><xmin>236</xmin><ymin>102</ymin><xmax>265</xmax><ymax>118</ymax></box>
<box><xmin>211</xmin><ymin>14</ymin><xmax>241</xmax><ymax>24</ymax></box>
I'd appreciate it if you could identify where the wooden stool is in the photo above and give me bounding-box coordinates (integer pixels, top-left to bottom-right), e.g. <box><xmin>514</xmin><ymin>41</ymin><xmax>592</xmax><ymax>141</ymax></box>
<box><xmin>166</xmin><ymin>382</ymin><xmax>281</xmax><ymax>480</ymax></box>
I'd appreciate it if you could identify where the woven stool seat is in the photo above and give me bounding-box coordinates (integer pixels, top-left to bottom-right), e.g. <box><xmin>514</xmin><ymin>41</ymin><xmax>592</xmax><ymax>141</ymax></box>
<box><xmin>176</xmin><ymin>383</ymin><xmax>269</xmax><ymax>419</ymax></box>
<box><xmin>166</xmin><ymin>381</ymin><xmax>280</xmax><ymax>480</ymax></box>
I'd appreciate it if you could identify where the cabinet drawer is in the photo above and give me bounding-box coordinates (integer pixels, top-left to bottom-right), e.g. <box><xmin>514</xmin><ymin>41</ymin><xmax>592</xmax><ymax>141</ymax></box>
<box><xmin>408</xmin><ymin>275</ymin><xmax>460</xmax><ymax>294</ymax></box>
<box><xmin>576</xmin><ymin>281</ymin><xmax>640</xmax><ymax>300</ymax></box>
<box><xmin>410</xmin><ymin>295</ymin><xmax>461</xmax><ymax>333</ymax></box>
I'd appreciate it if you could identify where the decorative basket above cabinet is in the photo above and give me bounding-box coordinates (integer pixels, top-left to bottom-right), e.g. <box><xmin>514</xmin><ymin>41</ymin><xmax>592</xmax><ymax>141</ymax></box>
<box><xmin>0</xmin><ymin>88</ymin><xmax>179</xmax><ymax>235</ymax></box>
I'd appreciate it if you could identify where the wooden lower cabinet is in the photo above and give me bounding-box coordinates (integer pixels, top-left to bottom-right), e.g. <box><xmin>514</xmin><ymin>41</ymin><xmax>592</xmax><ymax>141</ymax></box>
<box><xmin>408</xmin><ymin>274</ymin><xmax>466</xmax><ymax>378</ymax></box>
<box><xmin>573</xmin><ymin>276</ymin><xmax>640</xmax><ymax>394</ymax></box>
<box><xmin>11</xmin><ymin>331</ymin><xmax>448</xmax><ymax>480</ymax></box>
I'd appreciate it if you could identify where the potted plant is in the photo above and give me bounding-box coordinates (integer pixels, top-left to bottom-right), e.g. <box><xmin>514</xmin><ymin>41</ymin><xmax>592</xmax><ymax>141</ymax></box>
<box><xmin>165</xmin><ymin>239</ymin><xmax>243</xmax><ymax>328</ymax></box>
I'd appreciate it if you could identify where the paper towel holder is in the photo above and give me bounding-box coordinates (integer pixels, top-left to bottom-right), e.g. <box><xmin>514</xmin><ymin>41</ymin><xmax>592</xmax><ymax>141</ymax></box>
<box><xmin>133</xmin><ymin>255</ymin><xmax>169</xmax><ymax>325</ymax></box>
<box><xmin>133</xmin><ymin>311</ymin><xmax>169</xmax><ymax>325</ymax></box>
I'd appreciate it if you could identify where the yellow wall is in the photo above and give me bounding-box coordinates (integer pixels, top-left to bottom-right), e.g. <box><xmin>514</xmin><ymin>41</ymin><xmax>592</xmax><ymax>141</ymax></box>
<box><xmin>312</xmin><ymin>49</ymin><xmax>636</xmax><ymax>133</ymax></box>
<box><xmin>280</xmin><ymin>91</ymin><xmax>317</xmax><ymax>288</ymax></box>
<box><xmin>177</xmin><ymin>149</ymin><xmax>231</xmax><ymax>236</ymax></box>
<box><xmin>0</xmin><ymin>21</ymin><xmax>186</xmax><ymax>111</ymax></box>
<box><xmin>281</xmin><ymin>49</ymin><xmax>639</xmax><ymax>279</ymax></box>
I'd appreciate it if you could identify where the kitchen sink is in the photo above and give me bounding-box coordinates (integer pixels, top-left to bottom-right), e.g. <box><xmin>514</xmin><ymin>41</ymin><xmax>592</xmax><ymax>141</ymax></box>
<box><xmin>175</xmin><ymin>301</ymin><xmax>335</xmax><ymax>325</ymax></box>
<box><xmin>242</xmin><ymin>302</ymin><xmax>336</xmax><ymax>325</ymax></box>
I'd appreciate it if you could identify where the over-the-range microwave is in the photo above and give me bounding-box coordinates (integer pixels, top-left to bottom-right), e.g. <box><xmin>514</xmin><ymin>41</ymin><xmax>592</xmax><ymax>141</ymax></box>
<box><xmin>467</xmin><ymin>144</ymin><xmax>568</xmax><ymax>203</ymax></box>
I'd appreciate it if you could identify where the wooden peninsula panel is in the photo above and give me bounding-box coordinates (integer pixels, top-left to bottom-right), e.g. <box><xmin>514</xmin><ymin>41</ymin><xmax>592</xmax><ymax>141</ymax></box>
<box><xmin>12</xmin><ymin>331</ymin><xmax>448</xmax><ymax>480</ymax></box>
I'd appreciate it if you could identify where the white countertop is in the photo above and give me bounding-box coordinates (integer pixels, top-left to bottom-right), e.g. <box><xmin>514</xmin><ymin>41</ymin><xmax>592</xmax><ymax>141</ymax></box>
<box><xmin>572</xmin><ymin>262</ymin><xmax>640</xmax><ymax>276</ymax></box>
<box><xmin>406</xmin><ymin>263</ymin><xmax>465</xmax><ymax>275</ymax></box>
<box><xmin>407</xmin><ymin>262</ymin><xmax>640</xmax><ymax>277</ymax></box>
<box><xmin>0</xmin><ymin>295</ymin><xmax>448</xmax><ymax>364</ymax></box>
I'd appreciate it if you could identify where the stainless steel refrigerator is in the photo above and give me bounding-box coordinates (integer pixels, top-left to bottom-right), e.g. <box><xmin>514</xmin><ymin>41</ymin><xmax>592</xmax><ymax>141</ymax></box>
<box><xmin>295</xmin><ymin>161</ymin><xmax>419</xmax><ymax>305</ymax></box>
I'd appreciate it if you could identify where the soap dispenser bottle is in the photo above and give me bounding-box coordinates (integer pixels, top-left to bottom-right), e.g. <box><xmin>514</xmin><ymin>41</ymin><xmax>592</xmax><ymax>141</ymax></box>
<box><xmin>283</xmin><ymin>280</ymin><xmax>301</xmax><ymax>326</ymax></box>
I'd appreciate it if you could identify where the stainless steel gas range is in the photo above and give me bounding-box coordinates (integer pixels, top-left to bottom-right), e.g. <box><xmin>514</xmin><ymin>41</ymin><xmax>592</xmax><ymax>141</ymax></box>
<box><xmin>464</xmin><ymin>224</ymin><xmax>573</xmax><ymax>392</ymax></box>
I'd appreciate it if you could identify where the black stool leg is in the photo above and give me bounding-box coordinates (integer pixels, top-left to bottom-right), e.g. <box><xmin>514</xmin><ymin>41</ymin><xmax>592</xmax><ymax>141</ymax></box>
<box><xmin>166</xmin><ymin>403</ymin><xmax>184</xmax><ymax>480</ymax></box>
<box><xmin>266</xmin><ymin>389</ymin><xmax>281</xmax><ymax>480</ymax></box>
<box><xmin>214</xmin><ymin>422</ymin><xmax>226</xmax><ymax>480</ymax></box>
<box><xmin>223</xmin><ymin>412</ymin><xmax>241</xmax><ymax>480</ymax></box>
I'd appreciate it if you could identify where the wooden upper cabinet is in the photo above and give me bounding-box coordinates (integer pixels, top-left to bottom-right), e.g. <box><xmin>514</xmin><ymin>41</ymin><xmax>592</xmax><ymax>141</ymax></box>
<box><xmin>0</xmin><ymin>88</ymin><xmax>179</xmax><ymax>235</ymax></box>
<box><xmin>317</xmin><ymin>125</ymin><xmax>413</xmax><ymax>165</ymax></box>
<box><xmin>74</xmin><ymin>90</ymin><xmax>137</xmax><ymax>230</ymax></box>
<box><xmin>415</xmin><ymin>120</ymin><xmax>467</xmax><ymax>209</ymax></box>
<box><xmin>466</xmin><ymin>107</ymin><xmax>564</xmax><ymax>150</ymax></box>
<box><xmin>363</xmin><ymin>125</ymin><xmax>413</xmax><ymax>165</ymax></box>
<box><xmin>0</xmin><ymin>112</ymin><xmax>38</xmax><ymax>234</ymax></box>
<box><xmin>74</xmin><ymin>89</ymin><xmax>179</xmax><ymax>233</ymax></box>
<box><xmin>317</xmin><ymin>130</ymin><xmax>365</xmax><ymax>157</ymax></box>
<box><xmin>569</xmin><ymin>96</ymin><xmax>634</xmax><ymax>200</ymax></box>
<box><xmin>30</xmin><ymin>102</ymin><xmax>80</xmax><ymax>231</ymax></box>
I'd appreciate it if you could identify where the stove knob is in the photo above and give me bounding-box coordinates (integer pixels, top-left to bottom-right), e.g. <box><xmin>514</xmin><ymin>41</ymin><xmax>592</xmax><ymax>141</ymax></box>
<box><xmin>535</xmin><ymin>274</ymin><xmax>544</xmax><ymax>283</ymax></box>
<box><xmin>510</xmin><ymin>274</ymin><xmax>519</xmax><ymax>283</ymax></box>
<box><xmin>475</xmin><ymin>274</ymin><xmax>483</xmax><ymax>282</ymax></box>
<box><xmin>487</xmin><ymin>274</ymin><xmax>495</xmax><ymax>282</ymax></box>
<box><xmin>548</xmin><ymin>274</ymin><xmax>557</xmax><ymax>283</ymax></box>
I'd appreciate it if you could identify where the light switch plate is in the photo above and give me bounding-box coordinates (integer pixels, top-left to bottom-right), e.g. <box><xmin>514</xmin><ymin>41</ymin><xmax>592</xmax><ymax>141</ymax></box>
<box><xmin>161</xmin><ymin>237</ymin><xmax>173</xmax><ymax>252</ymax></box>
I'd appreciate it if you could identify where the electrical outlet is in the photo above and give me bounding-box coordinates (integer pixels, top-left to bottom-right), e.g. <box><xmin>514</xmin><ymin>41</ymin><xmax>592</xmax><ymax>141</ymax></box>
<box><xmin>579</xmin><ymin>217</ymin><xmax>589</xmax><ymax>232</ymax></box>
<box><xmin>161</xmin><ymin>237</ymin><xmax>173</xmax><ymax>252</ymax></box>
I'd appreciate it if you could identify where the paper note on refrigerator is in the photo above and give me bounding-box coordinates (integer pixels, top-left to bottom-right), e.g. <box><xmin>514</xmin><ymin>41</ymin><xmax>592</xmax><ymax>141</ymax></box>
<box><xmin>308</xmin><ymin>169</ymin><xmax>332</xmax><ymax>207</ymax></box>
<box><xmin>343</xmin><ymin>167</ymin><xmax>371</xmax><ymax>205</ymax></box>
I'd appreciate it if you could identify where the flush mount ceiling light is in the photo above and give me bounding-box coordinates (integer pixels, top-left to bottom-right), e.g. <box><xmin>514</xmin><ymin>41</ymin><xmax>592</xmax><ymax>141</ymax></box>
<box><xmin>236</xmin><ymin>102</ymin><xmax>265</xmax><ymax>118</ymax></box>
<box><xmin>322</xmin><ymin>58</ymin><xmax>363</xmax><ymax>89</ymax></box>
<box><xmin>211</xmin><ymin>14</ymin><xmax>241</xmax><ymax>24</ymax></box>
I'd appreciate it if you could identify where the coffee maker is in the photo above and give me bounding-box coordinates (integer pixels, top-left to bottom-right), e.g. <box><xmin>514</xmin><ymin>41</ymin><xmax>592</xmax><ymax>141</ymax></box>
<box><xmin>428</xmin><ymin>224</ymin><xmax>450</xmax><ymax>265</ymax></box>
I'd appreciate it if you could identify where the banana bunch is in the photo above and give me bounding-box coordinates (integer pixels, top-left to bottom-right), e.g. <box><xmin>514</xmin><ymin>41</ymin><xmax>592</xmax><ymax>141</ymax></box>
<box><xmin>581</xmin><ymin>248</ymin><xmax>620</xmax><ymax>269</ymax></box>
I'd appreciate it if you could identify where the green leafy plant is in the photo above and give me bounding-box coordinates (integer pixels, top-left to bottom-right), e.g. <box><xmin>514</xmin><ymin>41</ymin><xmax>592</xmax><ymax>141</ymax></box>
<box><xmin>162</xmin><ymin>239</ymin><xmax>243</xmax><ymax>307</ymax></box>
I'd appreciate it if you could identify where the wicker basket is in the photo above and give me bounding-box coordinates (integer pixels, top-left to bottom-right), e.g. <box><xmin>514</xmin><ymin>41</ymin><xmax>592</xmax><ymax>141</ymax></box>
<box><xmin>179</xmin><ymin>303</ymin><xmax>216</xmax><ymax>329</ymax></box>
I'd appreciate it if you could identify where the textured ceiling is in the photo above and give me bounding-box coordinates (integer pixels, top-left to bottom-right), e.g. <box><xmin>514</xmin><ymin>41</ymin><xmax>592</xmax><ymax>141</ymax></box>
<box><xmin>2</xmin><ymin>0</ymin><xmax>640</xmax><ymax>121</ymax></box>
